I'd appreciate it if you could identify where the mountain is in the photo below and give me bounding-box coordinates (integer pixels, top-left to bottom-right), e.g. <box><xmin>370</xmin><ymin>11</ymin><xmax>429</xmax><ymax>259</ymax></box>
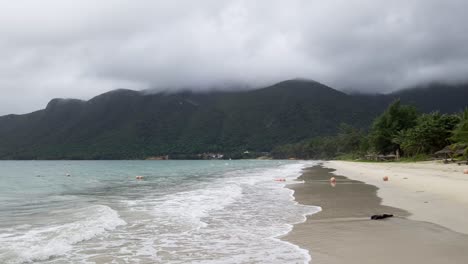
<box><xmin>0</xmin><ymin>80</ymin><xmax>466</xmax><ymax>159</ymax></box>
<box><xmin>389</xmin><ymin>82</ymin><xmax>468</xmax><ymax>113</ymax></box>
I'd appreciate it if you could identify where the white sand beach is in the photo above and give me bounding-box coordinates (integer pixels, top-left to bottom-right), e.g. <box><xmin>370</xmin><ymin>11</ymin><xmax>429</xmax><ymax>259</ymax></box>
<box><xmin>325</xmin><ymin>160</ymin><xmax>468</xmax><ymax>234</ymax></box>
<box><xmin>284</xmin><ymin>163</ymin><xmax>468</xmax><ymax>264</ymax></box>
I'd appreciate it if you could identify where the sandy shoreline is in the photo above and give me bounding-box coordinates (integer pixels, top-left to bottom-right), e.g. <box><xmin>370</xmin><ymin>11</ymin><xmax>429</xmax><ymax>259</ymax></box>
<box><xmin>283</xmin><ymin>164</ymin><xmax>468</xmax><ymax>264</ymax></box>
<box><xmin>326</xmin><ymin>160</ymin><xmax>468</xmax><ymax>234</ymax></box>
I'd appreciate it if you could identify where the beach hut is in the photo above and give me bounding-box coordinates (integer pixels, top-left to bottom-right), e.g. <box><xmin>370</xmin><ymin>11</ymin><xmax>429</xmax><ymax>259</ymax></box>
<box><xmin>455</xmin><ymin>149</ymin><xmax>466</xmax><ymax>156</ymax></box>
<box><xmin>454</xmin><ymin>144</ymin><xmax>467</xmax><ymax>157</ymax></box>
<box><xmin>435</xmin><ymin>146</ymin><xmax>453</xmax><ymax>156</ymax></box>
<box><xmin>435</xmin><ymin>146</ymin><xmax>454</xmax><ymax>163</ymax></box>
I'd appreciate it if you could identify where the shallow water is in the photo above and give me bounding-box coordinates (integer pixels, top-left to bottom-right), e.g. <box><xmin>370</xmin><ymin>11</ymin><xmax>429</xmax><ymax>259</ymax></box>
<box><xmin>0</xmin><ymin>160</ymin><xmax>320</xmax><ymax>263</ymax></box>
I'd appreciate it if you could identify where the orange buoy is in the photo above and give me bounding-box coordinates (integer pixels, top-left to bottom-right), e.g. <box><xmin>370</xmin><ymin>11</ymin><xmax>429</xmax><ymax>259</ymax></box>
<box><xmin>383</xmin><ymin>176</ymin><xmax>389</xmax><ymax>181</ymax></box>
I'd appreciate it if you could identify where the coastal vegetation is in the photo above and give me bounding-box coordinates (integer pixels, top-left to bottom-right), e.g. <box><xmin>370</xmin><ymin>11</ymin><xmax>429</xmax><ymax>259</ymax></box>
<box><xmin>272</xmin><ymin>101</ymin><xmax>468</xmax><ymax>161</ymax></box>
<box><xmin>451</xmin><ymin>109</ymin><xmax>468</xmax><ymax>157</ymax></box>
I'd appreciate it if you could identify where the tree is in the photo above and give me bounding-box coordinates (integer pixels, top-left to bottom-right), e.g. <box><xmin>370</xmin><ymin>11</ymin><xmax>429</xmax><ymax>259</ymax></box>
<box><xmin>451</xmin><ymin>108</ymin><xmax>468</xmax><ymax>157</ymax></box>
<box><xmin>451</xmin><ymin>109</ymin><xmax>468</xmax><ymax>143</ymax></box>
<box><xmin>399</xmin><ymin>112</ymin><xmax>459</xmax><ymax>155</ymax></box>
<box><xmin>335</xmin><ymin>123</ymin><xmax>367</xmax><ymax>155</ymax></box>
<box><xmin>369</xmin><ymin>100</ymin><xmax>419</xmax><ymax>154</ymax></box>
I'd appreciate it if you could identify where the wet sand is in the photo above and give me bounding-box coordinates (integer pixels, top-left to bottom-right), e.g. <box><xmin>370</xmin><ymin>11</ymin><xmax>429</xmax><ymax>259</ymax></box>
<box><xmin>283</xmin><ymin>166</ymin><xmax>468</xmax><ymax>264</ymax></box>
<box><xmin>326</xmin><ymin>160</ymin><xmax>468</xmax><ymax>234</ymax></box>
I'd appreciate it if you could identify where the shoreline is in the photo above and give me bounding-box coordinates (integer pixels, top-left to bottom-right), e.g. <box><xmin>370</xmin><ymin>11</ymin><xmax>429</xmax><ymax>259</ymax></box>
<box><xmin>283</xmin><ymin>164</ymin><xmax>468</xmax><ymax>264</ymax></box>
<box><xmin>325</xmin><ymin>160</ymin><xmax>468</xmax><ymax>234</ymax></box>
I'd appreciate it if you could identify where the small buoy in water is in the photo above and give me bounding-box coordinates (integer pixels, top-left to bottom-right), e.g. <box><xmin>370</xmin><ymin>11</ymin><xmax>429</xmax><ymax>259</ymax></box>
<box><xmin>136</xmin><ymin>175</ymin><xmax>144</xmax><ymax>180</ymax></box>
<box><xmin>463</xmin><ymin>169</ymin><xmax>468</xmax><ymax>174</ymax></box>
<box><xmin>383</xmin><ymin>176</ymin><xmax>389</xmax><ymax>181</ymax></box>
<box><xmin>66</xmin><ymin>173</ymin><xmax>71</xmax><ymax>177</ymax></box>
<box><xmin>330</xmin><ymin>177</ymin><xmax>336</xmax><ymax>183</ymax></box>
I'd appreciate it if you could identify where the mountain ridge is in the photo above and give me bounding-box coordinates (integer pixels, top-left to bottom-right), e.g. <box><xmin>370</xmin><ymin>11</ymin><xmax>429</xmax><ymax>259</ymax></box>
<box><xmin>0</xmin><ymin>79</ymin><xmax>466</xmax><ymax>159</ymax></box>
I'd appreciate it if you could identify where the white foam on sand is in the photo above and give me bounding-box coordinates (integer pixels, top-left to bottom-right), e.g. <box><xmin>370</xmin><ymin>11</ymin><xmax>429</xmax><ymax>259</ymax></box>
<box><xmin>0</xmin><ymin>205</ymin><xmax>126</xmax><ymax>264</ymax></box>
<box><xmin>120</xmin><ymin>162</ymin><xmax>322</xmax><ymax>263</ymax></box>
<box><xmin>152</xmin><ymin>183</ymin><xmax>244</xmax><ymax>230</ymax></box>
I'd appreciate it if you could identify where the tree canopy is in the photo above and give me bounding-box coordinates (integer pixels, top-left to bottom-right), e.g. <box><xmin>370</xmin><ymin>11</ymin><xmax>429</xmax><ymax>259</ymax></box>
<box><xmin>272</xmin><ymin>101</ymin><xmax>466</xmax><ymax>160</ymax></box>
<box><xmin>451</xmin><ymin>109</ymin><xmax>468</xmax><ymax>142</ymax></box>
<box><xmin>398</xmin><ymin>112</ymin><xmax>459</xmax><ymax>155</ymax></box>
<box><xmin>369</xmin><ymin>100</ymin><xmax>419</xmax><ymax>155</ymax></box>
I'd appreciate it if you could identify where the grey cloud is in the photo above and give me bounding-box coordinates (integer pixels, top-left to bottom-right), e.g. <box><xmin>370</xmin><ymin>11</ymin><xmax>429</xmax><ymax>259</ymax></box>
<box><xmin>0</xmin><ymin>0</ymin><xmax>467</xmax><ymax>114</ymax></box>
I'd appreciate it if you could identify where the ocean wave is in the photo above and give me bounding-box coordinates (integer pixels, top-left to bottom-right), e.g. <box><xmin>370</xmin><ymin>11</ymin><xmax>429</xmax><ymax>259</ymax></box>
<box><xmin>119</xmin><ymin>162</ymin><xmax>321</xmax><ymax>263</ymax></box>
<box><xmin>152</xmin><ymin>183</ymin><xmax>244</xmax><ymax>230</ymax></box>
<box><xmin>0</xmin><ymin>204</ymin><xmax>126</xmax><ymax>264</ymax></box>
<box><xmin>0</xmin><ymin>161</ymin><xmax>321</xmax><ymax>263</ymax></box>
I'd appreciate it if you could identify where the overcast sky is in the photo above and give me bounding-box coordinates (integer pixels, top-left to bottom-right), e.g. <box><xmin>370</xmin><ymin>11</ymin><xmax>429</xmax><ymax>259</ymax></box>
<box><xmin>1</xmin><ymin>0</ymin><xmax>468</xmax><ymax>115</ymax></box>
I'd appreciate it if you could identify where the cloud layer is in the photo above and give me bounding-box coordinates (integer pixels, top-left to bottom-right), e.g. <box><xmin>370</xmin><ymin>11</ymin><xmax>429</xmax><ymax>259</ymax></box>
<box><xmin>1</xmin><ymin>0</ymin><xmax>468</xmax><ymax>114</ymax></box>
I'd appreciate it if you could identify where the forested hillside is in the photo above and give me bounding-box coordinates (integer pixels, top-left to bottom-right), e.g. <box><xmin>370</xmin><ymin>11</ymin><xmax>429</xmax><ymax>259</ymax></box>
<box><xmin>0</xmin><ymin>80</ymin><xmax>466</xmax><ymax>159</ymax></box>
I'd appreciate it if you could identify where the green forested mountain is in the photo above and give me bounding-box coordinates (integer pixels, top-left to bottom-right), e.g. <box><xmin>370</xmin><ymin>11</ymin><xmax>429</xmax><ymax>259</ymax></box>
<box><xmin>390</xmin><ymin>82</ymin><xmax>468</xmax><ymax>113</ymax></box>
<box><xmin>0</xmin><ymin>79</ymin><xmax>466</xmax><ymax>159</ymax></box>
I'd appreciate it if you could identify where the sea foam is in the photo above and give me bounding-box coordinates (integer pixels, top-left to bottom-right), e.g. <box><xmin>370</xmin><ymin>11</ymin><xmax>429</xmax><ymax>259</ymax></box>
<box><xmin>116</xmin><ymin>162</ymin><xmax>321</xmax><ymax>263</ymax></box>
<box><xmin>0</xmin><ymin>205</ymin><xmax>126</xmax><ymax>263</ymax></box>
<box><xmin>0</xmin><ymin>160</ymin><xmax>320</xmax><ymax>263</ymax></box>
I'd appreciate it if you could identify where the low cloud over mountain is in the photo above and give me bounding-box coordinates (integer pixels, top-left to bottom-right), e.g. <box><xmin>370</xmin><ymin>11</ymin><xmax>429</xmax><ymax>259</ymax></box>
<box><xmin>1</xmin><ymin>0</ymin><xmax>468</xmax><ymax>114</ymax></box>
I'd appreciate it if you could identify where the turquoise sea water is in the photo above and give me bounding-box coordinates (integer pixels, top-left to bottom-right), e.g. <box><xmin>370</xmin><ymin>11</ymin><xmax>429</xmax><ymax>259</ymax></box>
<box><xmin>0</xmin><ymin>160</ymin><xmax>319</xmax><ymax>263</ymax></box>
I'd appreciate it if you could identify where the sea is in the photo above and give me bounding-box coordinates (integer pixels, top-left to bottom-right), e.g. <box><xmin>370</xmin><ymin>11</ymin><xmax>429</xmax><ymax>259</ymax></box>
<box><xmin>0</xmin><ymin>160</ymin><xmax>321</xmax><ymax>264</ymax></box>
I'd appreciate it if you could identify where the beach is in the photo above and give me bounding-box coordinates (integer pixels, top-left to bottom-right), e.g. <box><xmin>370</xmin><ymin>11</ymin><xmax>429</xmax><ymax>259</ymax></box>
<box><xmin>284</xmin><ymin>162</ymin><xmax>468</xmax><ymax>264</ymax></box>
